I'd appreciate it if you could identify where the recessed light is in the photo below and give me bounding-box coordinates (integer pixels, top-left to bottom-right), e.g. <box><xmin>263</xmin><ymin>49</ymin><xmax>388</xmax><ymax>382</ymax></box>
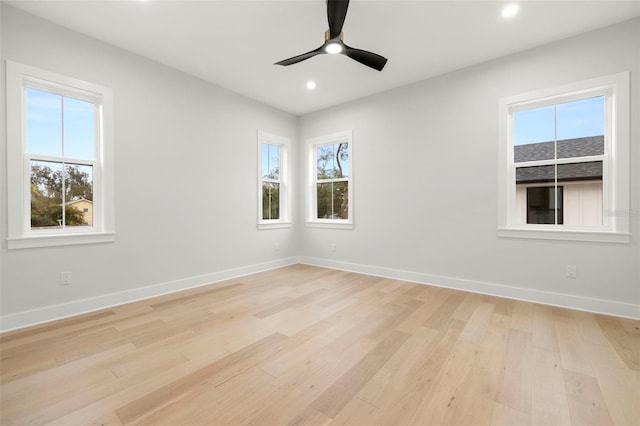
<box><xmin>306</xmin><ymin>81</ymin><xmax>317</xmax><ymax>90</ymax></box>
<box><xmin>502</xmin><ymin>4</ymin><xmax>519</xmax><ymax>18</ymax></box>
<box><xmin>325</xmin><ymin>42</ymin><xmax>343</xmax><ymax>54</ymax></box>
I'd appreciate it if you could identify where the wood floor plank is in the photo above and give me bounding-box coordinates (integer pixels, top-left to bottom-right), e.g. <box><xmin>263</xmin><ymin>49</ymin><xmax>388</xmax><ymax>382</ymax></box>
<box><xmin>327</xmin><ymin>396</ymin><xmax>379</xmax><ymax>425</ymax></box>
<box><xmin>594</xmin><ymin>314</ymin><xmax>640</xmax><ymax>370</ymax></box>
<box><xmin>407</xmin><ymin>340</ymin><xmax>480</xmax><ymax>425</ymax></box>
<box><xmin>495</xmin><ymin>329</ymin><xmax>533</xmax><ymax>414</ymax></box>
<box><xmin>89</xmin><ymin>411</ymin><xmax>124</xmax><ymax>426</ymax></box>
<box><xmin>532</xmin><ymin>304</ymin><xmax>559</xmax><ymax>352</ymax></box>
<box><xmin>114</xmin><ymin>332</ymin><xmax>287</xmax><ymax>424</ymax></box>
<box><xmin>554</xmin><ymin>310</ymin><xmax>594</xmax><ymax>375</ymax></box>
<box><xmin>0</xmin><ymin>265</ymin><xmax>636</xmax><ymax>425</ymax></box>
<box><xmin>563</xmin><ymin>369</ymin><xmax>613</xmax><ymax>426</ymax></box>
<box><xmin>423</xmin><ymin>293</ymin><xmax>465</xmax><ymax>330</ymax></box>
<box><xmin>573</xmin><ymin>311</ymin><xmax>608</xmax><ymax>345</ymax></box>
<box><xmin>311</xmin><ymin>330</ymin><xmax>410</xmax><ymax>418</ymax></box>
<box><xmin>491</xmin><ymin>402</ymin><xmax>530</xmax><ymax>426</ymax></box>
<box><xmin>356</xmin><ymin>326</ymin><xmax>439</xmax><ymax>406</ymax></box>
<box><xmin>511</xmin><ymin>300</ymin><xmax>534</xmax><ymax>333</ymax></box>
<box><xmin>246</xmin><ymin>338</ymin><xmax>380</xmax><ymax>425</ymax></box>
<box><xmin>582</xmin><ymin>342</ymin><xmax>640</xmax><ymax>426</ymax></box>
<box><xmin>449</xmin><ymin>365</ymin><xmax>501</xmax><ymax>426</ymax></box>
<box><xmin>530</xmin><ymin>347</ymin><xmax>572</xmax><ymax>426</ymax></box>
<box><xmin>289</xmin><ymin>406</ymin><xmax>332</xmax><ymax>426</ymax></box>
<box><xmin>253</xmin><ymin>288</ymin><xmax>331</xmax><ymax>319</ymax></box>
<box><xmin>367</xmin><ymin>319</ymin><xmax>466</xmax><ymax>425</ymax></box>
<box><xmin>460</xmin><ymin>301</ymin><xmax>494</xmax><ymax>343</ymax></box>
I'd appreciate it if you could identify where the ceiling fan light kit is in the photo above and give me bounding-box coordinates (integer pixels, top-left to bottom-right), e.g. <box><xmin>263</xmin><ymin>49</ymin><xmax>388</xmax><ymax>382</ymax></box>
<box><xmin>275</xmin><ymin>0</ymin><xmax>388</xmax><ymax>71</ymax></box>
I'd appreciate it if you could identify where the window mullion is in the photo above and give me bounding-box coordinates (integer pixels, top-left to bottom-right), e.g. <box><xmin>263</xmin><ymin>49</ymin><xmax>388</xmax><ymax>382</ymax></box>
<box><xmin>554</xmin><ymin>103</ymin><xmax>558</xmax><ymax>226</ymax></box>
<box><xmin>61</xmin><ymin>96</ymin><xmax>66</xmax><ymax>229</ymax></box>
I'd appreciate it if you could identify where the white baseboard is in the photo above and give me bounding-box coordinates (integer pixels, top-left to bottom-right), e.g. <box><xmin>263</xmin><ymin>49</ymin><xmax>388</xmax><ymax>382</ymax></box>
<box><xmin>298</xmin><ymin>256</ymin><xmax>640</xmax><ymax>320</ymax></box>
<box><xmin>2</xmin><ymin>255</ymin><xmax>637</xmax><ymax>333</ymax></box>
<box><xmin>0</xmin><ymin>257</ymin><xmax>298</xmax><ymax>333</ymax></box>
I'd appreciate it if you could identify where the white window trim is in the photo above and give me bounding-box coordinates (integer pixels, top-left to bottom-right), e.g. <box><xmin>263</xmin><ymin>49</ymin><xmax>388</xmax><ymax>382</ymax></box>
<box><xmin>6</xmin><ymin>61</ymin><xmax>115</xmax><ymax>249</ymax></box>
<box><xmin>257</xmin><ymin>131</ymin><xmax>292</xmax><ymax>230</ymax></box>
<box><xmin>498</xmin><ymin>72</ymin><xmax>630</xmax><ymax>244</ymax></box>
<box><xmin>306</xmin><ymin>130</ymin><xmax>353</xmax><ymax>229</ymax></box>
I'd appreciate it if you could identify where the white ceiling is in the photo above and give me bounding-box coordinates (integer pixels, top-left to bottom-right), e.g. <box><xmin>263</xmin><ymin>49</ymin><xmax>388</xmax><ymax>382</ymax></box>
<box><xmin>7</xmin><ymin>0</ymin><xmax>640</xmax><ymax>116</ymax></box>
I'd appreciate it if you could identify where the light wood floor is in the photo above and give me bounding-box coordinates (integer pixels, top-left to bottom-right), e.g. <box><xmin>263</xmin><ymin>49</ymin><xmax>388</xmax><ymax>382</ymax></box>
<box><xmin>1</xmin><ymin>265</ymin><xmax>638</xmax><ymax>425</ymax></box>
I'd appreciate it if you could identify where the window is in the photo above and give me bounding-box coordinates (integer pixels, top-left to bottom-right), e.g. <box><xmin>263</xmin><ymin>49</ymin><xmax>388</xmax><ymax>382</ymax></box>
<box><xmin>306</xmin><ymin>130</ymin><xmax>353</xmax><ymax>228</ymax></box>
<box><xmin>258</xmin><ymin>131</ymin><xmax>291</xmax><ymax>229</ymax></box>
<box><xmin>498</xmin><ymin>73</ymin><xmax>630</xmax><ymax>243</ymax></box>
<box><xmin>527</xmin><ymin>186</ymin><xmax>563</xmax><ymax>225</ymax></box>
<box><xmin>6</xmin><ymin>61</ymin><xmax>115</xmax><ymax>249</ymax></box>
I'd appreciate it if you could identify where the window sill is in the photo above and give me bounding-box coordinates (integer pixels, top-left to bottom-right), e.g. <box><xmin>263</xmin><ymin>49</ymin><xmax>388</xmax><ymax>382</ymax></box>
<box><xmin>305</xmin><ymin>221</ymin><xmax>354</xmax><ymax>230</ymax></box>
<box><xmin>257</xmin><ymin>221</ymin><xmax>292</xmax><ymax>230</ymax></box>
<box><xmin>497</xmin><ymin>227</ymin><xmax>630</xmax><ymax>244</ymax></box>
<box><xmin>7</xmin><ymin>232</ymin><xmax>116</xmax><ymax>249</ymax></box>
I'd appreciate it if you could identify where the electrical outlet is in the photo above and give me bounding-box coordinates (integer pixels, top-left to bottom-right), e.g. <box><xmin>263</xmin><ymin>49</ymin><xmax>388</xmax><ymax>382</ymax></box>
<box><xmin>274</xmin><ymin>242</ymin><xmax>280</xmax><ymax>252</ymax></box>
<box><xmin>60</xmin><ymin>271</ymin><xmax>72</xmax><ymax>285</ymax></box>
<box><xmin>331</xmin><ymin>243</ymin><xmax>337</xmax><ymax>252</ymax></box>
<box><xmin>566</xmin><ymin>265</ymin><xmax>577</xmax><ymax>279</ymax></box>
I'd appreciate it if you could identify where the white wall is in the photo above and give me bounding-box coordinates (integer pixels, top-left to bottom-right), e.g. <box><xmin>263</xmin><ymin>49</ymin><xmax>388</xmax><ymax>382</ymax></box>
<box><xmin>0</xmin><ymin>5</ymin><xmax>299</xmax><ymax>330</ymax></box>
<box><xmin>298</xmin><ymin>18</ymin><xmax>640</xmax><ymax>317</ymax></box>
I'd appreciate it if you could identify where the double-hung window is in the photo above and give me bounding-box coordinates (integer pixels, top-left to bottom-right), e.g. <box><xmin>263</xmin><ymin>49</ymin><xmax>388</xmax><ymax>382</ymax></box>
<box><xmin>307</xmin><ymin>130</ymin><xmax>353</xmax><ymax>229</ymax></box>
<box><xmin>6</xmin><ymin>61</ymin><xmax>115</xmax><ymax>249</ymax></box>
<box><xmin>258</xmin><ymin>131</ymin><xmax>291</xmax><ymax>229</ymax></box>
<box><xmin>498</xmin><ymin>73</ymin><xmax>630</xmax><ymax>243</ymax></box>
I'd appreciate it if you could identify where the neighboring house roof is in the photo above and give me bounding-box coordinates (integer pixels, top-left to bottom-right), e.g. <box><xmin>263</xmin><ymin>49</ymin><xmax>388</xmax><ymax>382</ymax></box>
<box><xmin>515</xmin><ymin>136</ymin><xmax>604</xmax><ymax>184</ymax></box>
<box><xmin>514</xmin><ymin>136</ymin><xmax>604</xmax><ymax>163</ymax></box>
<box><xmin>66</xmin><ymin>198</ymin><xmax>93</xmax><ymax>206</ymax></box>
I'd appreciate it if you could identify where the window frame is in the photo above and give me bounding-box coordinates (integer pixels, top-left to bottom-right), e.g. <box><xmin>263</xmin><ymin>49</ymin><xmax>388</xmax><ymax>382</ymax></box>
<box><xmin>306</xmin><ymin>130</ymin><xmax>353</xmax><ymax>229</ymax></box>
<box><xmin>6</xmin><ymin>61</ymin><xmax>115</xmax><ymax>249</ymax></box>
<box><xmin>498</xmin><ymin>72</ymin><xmax>630</xmax><ymax>243</ymax></box>
<box><xmin>257</xmin><ymin>131</ymin><xmax>291</xmax><ymax>230</ymax></box>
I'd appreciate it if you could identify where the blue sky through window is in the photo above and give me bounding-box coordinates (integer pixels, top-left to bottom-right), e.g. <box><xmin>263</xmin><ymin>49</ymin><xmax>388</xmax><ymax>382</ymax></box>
<box><xmin>261</xmin><ymin>143</ymin><xmax>279</xmax><ymax>180</ymax></box>
<box><xmin>514</xmin><ymin>96</ymin><xmax>604</xmax><ymax>146</ymax></box>
<box><xmin>26</xmin><ymin>88</ymin><xmax>94</xmax><ymax>160</ymax></box>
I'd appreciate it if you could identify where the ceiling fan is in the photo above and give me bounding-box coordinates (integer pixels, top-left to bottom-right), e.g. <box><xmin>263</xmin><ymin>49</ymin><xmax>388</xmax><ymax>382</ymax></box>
<box><xmin>274</xmin><ymin>0</ymin><xmax>388</xmax><ymax>72</ymax></box>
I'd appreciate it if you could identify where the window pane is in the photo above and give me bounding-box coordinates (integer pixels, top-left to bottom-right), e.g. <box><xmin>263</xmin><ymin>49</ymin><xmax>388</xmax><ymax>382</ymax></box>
<box><xmin>262</xmin><ymin>182</ymin><xmax>279</xmax><ymax>220</ymax></box>
<box><xmin>333</xmin><ymin>181</ymin><xmax>348</xmax><ymax>219</ymax></box>
<box><xmin>516</xmin><ymin>164</ymin><xmax>556</xmax><ymax>184</ymax></box>
<box><xmin>65</xmin><ymin>164</ymin><xmax>93</xmax><ymax>227</ymax></box>
<box><xmin>558</xmin><ymin>161</ymin><xmax>603</xmax><ymax>226</ymax></box>
<box><xmin>317</xmin><ymin>181</ymin><xmax>348</xmax><ymax>219</ymax></box>
<box><xmin>30</xmin><ymin>160</ymin><xmax>63</xmax><ymax>229</ymax></box>
<box><xmin>517</xmin><ymin>162</ymin><xmax>602</xmax><ymax>226</ymax></box>
<box><xmin>63</xmin><ymin>96</ymin><xmax>94</xmax><ymax>160</ymax></box>
<box><xmin>513</xmin><ymin>105</ymin><xmax>555</xmax><ymax>163</ymax></box>
<box><xmin>317</xmin><ymin>144</ymin><xmax>335</xmax><ymax>179</ymax></box>
<box><xmin>556</xmin><ymin>96</ymin><xmax>604</xmax><ymax>141</ymax></box>
<box><xmin>317</xmin><ymin>143</ymin><xmax>349</xmax><ymax>179</ymax></box>
<box><xmin>557</xmin><ymin>96</ymin><xmax>604</xmax><ymax>159</ymax></box>
<box><xmin>527</xmin><ymin>186</ymin><xmax>563</xmax><ymax>225</ymax></box>
<box><xmin>26</xmin><ymin>88</ymin><xmax>62</xmax><ymax>157</ymax></box>
<box><xmin>262</xmin><ymin>143</ymin><xmax>279</xmax><ymax>180</ymax></box>
<box><xmin>557</xmin><ymin>161</ymin><xmax>602</xmax><ymax>182</ymax></box>
<box><xmin>563</xmin><ymin>181</ymin><xmax>603</xmax><ymax>226</ymax></box>
<box><xmin>336</xmin><ymin>143</ymin><xmax>349</xmax><ymax>178</ymax></box>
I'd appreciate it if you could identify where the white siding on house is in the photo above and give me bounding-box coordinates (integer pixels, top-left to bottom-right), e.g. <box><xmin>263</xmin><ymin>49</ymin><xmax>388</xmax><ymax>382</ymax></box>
<box><xmin>565</xmin><ymin>182</ymin><xmax>603</xmax><ymax>225</ymax></box>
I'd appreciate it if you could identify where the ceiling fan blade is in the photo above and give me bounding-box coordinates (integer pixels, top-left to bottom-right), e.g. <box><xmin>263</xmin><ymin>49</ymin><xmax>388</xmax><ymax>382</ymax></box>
<box><xmin>343</xmin><ymin>44</ymin><xmax>388</xmax><ymax>71</ymax></box>
<box><xmin>327</xmin><ymin>0</ymin><xmax>349</xmax><ymax>39</ymax></box>
<box><xmin>274</xmin><ymin>46</ymin><xmax>325</xmax><ymax>66</ymax></box>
